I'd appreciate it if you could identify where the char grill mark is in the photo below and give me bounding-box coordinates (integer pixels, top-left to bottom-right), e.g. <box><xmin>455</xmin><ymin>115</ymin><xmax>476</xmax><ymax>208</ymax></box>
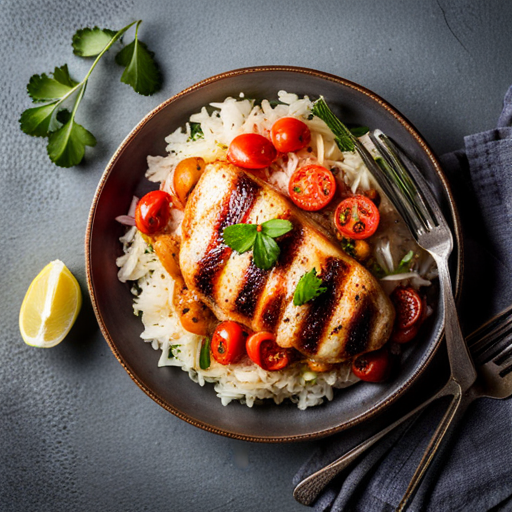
<box><xmin>195</xmin><ymin>174</ymin><xmax>261</xmax><ymax>299</ymax></box>
<box><xmin>234</xmin><ymin>262</ymin><xmax>268</xmax><ymax>317</ymax></box>
<box><xmin>296</xmin><ymin>257</ymin><xmax>349</xmax><ymax>355</ymax></box>
<box><xmin>260</xmin><ymin>225</ymin><xmax>305</xmax><ymax>330</ymax></box>
<box><xmin>343</xmin><ymin>298</ymin><xmax>374</xmax><ymax>357</ymax></box>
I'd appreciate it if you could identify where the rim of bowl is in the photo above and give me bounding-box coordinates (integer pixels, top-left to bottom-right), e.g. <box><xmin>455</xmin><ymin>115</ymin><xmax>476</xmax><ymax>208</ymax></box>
<box><xmin>85</xmin><ymin>65</ymin><xmax>463</xmax><ymax>442</ymax></box>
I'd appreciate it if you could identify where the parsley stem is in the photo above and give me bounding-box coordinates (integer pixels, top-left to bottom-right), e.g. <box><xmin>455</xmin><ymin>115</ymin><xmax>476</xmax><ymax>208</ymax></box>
<box><xmin>47</xmin><ymin>20</ymin><xmax>139</xmax><ymax>130</ymax></box>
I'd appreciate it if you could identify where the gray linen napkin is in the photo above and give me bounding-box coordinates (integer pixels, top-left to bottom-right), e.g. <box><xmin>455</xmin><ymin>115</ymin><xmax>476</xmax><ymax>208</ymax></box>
<box><xmin>294</xmin><ymin>85</ymin><xmax>512</xmax><ymax>512</ymax></box>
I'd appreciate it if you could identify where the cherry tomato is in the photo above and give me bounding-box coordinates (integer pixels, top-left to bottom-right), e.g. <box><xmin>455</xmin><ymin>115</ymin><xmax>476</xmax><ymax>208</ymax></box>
<box><xmin>271</xmin><ymin>117</ymin><xmax>311</xmax><ymax>153</ymax></box>
<box><xmin>390</xmin><ymin>287</ymin><xmax>426</xmax><ymax>343</ymax></box>
<box><xmin>351</xmin><ymin>348</ymin><xmax>390</xmax><ymax>382</ymax></box>
<box><xmin>135</xmin><ymin>190</ymin><xmax>172</xmax><ymax>235</ymax></box>
<box><xmin>391</xmin><ymin>323</ymin><xmax>420</xmax><ymax>344</ymax></box>
<box><xmin>227</xmin><ymin>133</ymin><xmax>277</xmax><ymax>169</ymax></box>
<box><xmin>246</xmin><ymin>331</ymin><xmax>291</xmax><ymax>371</ymax></box>
<box><xmin>334</xmin><ymin>195</ymin><xmax>380</xmax><ymax>240</ymax></box>
<box><xmin>211</xmin><ymin>321</ymin><xmax>249</xmax><ymax>365</ymax></box>
<box><xmin>391</xmin><ymin>286</ymin><xmax>423</xmax><ymax>330</ymax></box>
<box><xmin>288</xmin><ymin>165</ymin><xmax>336</xmax><ymax>211</ymax></box>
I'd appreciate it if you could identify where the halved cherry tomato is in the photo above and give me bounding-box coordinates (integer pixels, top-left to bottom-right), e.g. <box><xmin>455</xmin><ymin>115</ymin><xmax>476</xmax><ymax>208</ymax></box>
<box><xmin>392</xmin><ymin>323</ymin><xmax>420</xmax><ymax>344</ymax></box>
<box><xmin>288</xmin><ymin>165</ymin><xmax>336</xmax><ymax>211</ymax></box>
<box><xmin>246</xmin><ymin>331</ymin><xmax>291</xmax><ymax>371</ymax></box>
<box><xmin>351</xmin><ymin>348</ymin><xmax>390</xmax><ymax>382</ymax></box>
<box><xmin>391</xmin><ymin>286</ymin><xmax>423</xmax><ymax>330</ymax></box>
<box><xmin>211</xmin><ymin>321</ymin><xmax>248</xmax><ymax>365</ymax></box>
<box><xmin>271</xmin><ymin>117</ymin><xmax>311</xmax><ymax>153</ymax></box>
<box><xmin>390</xmin><ymin>287</ymin><xmax>425</xmax><ymax>343</ymax></box>
<box><xmin>227</xmin><ymin>133</ymin><xmax>277</xmax><ymax>169</ymax></box>
<box><xmin>135</xmin><ymin>190</ymin><xmax>172</xmax><ymax>235</ymax></box>
<box><xmin>334</xmin><ymin>195</ymin><xmax>380</xmax><ymax>240</ymax></box>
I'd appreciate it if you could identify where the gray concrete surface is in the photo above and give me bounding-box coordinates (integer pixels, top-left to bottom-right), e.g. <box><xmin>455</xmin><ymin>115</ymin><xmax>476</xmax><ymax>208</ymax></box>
<box><xmin>1</xmin><ymin>1</ymin><xmax>511</xmax><ymax>511</ymax></box>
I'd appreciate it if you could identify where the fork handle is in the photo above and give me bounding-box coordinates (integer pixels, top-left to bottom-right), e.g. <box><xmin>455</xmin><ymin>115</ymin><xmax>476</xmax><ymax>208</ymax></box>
<box><xmin>396</xmin><ymin>385</ymin><xmax>474</xmax><ymax>512</ymax></box>
<box><xmin>293</xmin><ymin>379</ymin><xmax>456</xmax><ymax>507</ymax></box>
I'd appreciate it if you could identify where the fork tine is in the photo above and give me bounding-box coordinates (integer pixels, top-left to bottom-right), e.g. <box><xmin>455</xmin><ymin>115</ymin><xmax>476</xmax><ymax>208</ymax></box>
<box><xmin>467</xmin><ymin>304</ymin><xmax>512</xmax><ymax>352</ymax></box>
<box><xmin>353</xmin><ymin>136</ymin><xmax>424</xmax><ymax>238</ymax></box>
<box><xmin>371</xmin><ymin>130</ymin><xmax>442</xmax><ymax>232</ymax></box>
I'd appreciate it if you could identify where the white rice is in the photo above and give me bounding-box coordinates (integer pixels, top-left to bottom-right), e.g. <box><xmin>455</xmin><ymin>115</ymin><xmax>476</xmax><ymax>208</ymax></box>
<box><xmin>116</xmin><ymin>91</ymin><xmax>434</xmax><ymax>409</ymax></box>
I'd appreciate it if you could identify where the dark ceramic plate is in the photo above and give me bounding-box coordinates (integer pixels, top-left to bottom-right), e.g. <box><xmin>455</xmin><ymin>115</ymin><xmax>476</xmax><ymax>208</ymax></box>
<box><xmin>86</xmin><ymin>66</ymin><xmax>462</xmax><ymax>442</ymax></box>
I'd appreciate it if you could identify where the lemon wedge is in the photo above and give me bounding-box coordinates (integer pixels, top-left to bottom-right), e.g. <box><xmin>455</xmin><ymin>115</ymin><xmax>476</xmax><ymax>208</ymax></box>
<box><xmin>19</xmin><ymin>260</ymin><xmax>82</xmax><ymax>348</ymax></box>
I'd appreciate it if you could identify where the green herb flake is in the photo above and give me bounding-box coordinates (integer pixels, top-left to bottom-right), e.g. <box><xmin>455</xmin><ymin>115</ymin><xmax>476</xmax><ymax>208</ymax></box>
<box><xmin>395</xmin><ymin>250</ymin><xmax>414</xmax><ymax>274</ymax></box>
<box><xmin>293</xmin><ymin>268</ymin><xmax>328</xmax><ymax>306</ymax></box>
<box><xmin>189</xmin><ymin>123</ymin><xmax>204</xmax><ymax>141</ymax></box>
<box><xmin>199</xmin><ymin>337</ymin><xmax>211</xmax><ymax>370</ymax></box>
<box><xmin>168</xmin><ymin>344</ymin><xmax>181</xmax><ymax>358</ymax></box>
<box><xmin>340</xmin><ymin>237</ymin><xmax>355</xmax><ymax>258</ymax></box>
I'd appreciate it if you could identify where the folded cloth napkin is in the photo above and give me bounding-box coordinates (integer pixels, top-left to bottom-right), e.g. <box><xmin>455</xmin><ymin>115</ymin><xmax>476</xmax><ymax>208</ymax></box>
<box><xmin>294</xmin><ymin>85</ymin><xmax>512</xmax><ymax>512</ymax></box>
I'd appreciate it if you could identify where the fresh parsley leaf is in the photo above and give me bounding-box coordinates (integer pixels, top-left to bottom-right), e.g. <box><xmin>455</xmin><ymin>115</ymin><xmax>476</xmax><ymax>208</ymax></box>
<box><xmin>222</xmin><ymin>224</ymin><xmax>257</xmax><ymax>253</ymax></box>
<box><xmin>293</xmin><ymin>268</ymin><xmax>328</xmax><ymax>306</ymax></box>
<box><xmin>72</xmin><ymin>27</ymin><xmax>118</xmax><ymax>57</ymax></box>
<box><xmin>189</xmin><ymin>123</ymin><xmax>204</xmax><ymax>141</ymax></box>
<box><xmin>20</xmin><ymin>20</ymin><xmax>162</xmax><ymax>167</ymax></box>
<box><xmin>253</xmin><ymin>232</ymin><xmax>280</xmax><ymax>270</ymax></box>
<box><xmin>350</xmin><ymin>126</ymin><xmax>370</xmax><ymax>137</ymax></box>
<box><xmin>199</xmin><ymin>337</ymin><xmax>211</xmax><ymax>370</ymax></box>
<box><xmin>395</xmin><ymin>250</ymin><xmax>414</xmax><ymax>274</ymax></box>
<box><xmin>222</xmin><ymin>219</ymin><xmax>293</xmax><ymax>270</ymax></box>
<box><xmin>311</xmin><ymin>97</ymin><xmax>355</xmax><ymax>152</ymax></box>
<box><xmin>27</xmin><ymin>65</ymin><xmax>78</xmax><ymax>102</ymax></box>
<box><xmin>19</xmin><ymin>102</ymin><xmax>59</xmax><ymax>137</ymax></box>
<box><xmin>115</xmin><ymin>21</ymin><xmax>161</xmax><ymax>96</ymax></box>
<box><xmin>47</xmin><ymin>117</ymin><xmax>97</xmax><ymax>168</ymax></box>
<box><xmin>260</xmin><ymin>219</ymin><xmax>293</xmax><ymax>238</ymax></box>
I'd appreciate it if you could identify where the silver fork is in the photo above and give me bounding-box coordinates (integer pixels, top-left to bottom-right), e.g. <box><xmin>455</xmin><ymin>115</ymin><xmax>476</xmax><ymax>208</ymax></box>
<box><xmin>293</xmin><ymin>304</ymin><xmax>512</xmax><ymax>507</ymax></box>
<box><xmin>367</xmin><ymin>131</ymin><xmax>478</xmax><ymax>510</ymax></box>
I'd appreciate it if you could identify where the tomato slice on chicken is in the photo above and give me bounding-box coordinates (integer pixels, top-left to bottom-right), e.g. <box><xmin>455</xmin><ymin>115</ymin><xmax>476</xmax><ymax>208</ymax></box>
<box><xmin>135</xmin><ymin>190</ymin><xmax>173</xmax><ymax>235</ymax></box>
<box><xmin>246</xmin><ymin>331</ymin><xmax>291</xmax><ymax>371</ymax></box>
<box><xmin>211</xmin><ymin>321</ymin><xmax>249</xmax><ymax>365</ymax></box>
<box><xmin>334</xmin><ymin>195</ymin><xmax>380</xmax><ymax>240</ymax></box>
<box><xmin>288</xmin><ymin>165</ymin><xmax>336</xmax><ymax>211</ymax></box>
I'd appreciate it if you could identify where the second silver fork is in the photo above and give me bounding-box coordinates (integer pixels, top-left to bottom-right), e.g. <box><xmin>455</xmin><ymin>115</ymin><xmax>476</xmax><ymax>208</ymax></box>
<box><xmin>294</xmin><ymin>304</ymin><xmax>512</xmax><ymax>508</ymax></box>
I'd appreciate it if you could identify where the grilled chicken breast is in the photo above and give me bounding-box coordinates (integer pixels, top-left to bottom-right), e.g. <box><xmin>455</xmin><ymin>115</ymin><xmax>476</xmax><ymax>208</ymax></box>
<box><xmin>179</xmin><ymin>162</ymin><xmax>395</xmax><ymax>363</ymax></box>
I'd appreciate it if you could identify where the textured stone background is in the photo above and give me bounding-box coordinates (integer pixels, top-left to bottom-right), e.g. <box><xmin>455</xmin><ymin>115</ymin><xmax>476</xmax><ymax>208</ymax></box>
<box><xmin>1</xmin><ymin>1</ymin><xmax>511</xmax><ymax>511</ymax></box>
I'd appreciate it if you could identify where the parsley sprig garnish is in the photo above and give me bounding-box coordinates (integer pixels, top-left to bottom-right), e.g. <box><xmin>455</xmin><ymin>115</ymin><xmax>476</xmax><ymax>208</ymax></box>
<box><xmin>20</xmin><ymin>20</ymin><xmax>162</xmax><ymax>168</ymax></box>
<box><xmin>293</xmin><ymin>268</ymin><xmax>327</xmax><ymax>306</ymax></box>
<box><xmin>222</xmin><ymin>219</ymin><xmax>293</xmax><ymax>270</ymax></box>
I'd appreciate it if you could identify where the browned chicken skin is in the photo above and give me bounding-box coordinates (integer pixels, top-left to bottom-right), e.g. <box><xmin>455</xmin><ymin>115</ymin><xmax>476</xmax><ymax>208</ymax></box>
<box><xmin>178</xmin><ymin>162</ymin><xmax>395</xmax><ymax>364</ymax></box>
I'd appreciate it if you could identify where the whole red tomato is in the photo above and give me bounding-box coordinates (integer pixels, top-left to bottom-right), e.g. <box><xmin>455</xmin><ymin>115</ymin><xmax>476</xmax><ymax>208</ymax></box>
<box><xmin>271</xmin><ymin>117</ymin><xmax>311</xmax><ymax>153</ymax></box>
<box><xmin>227</xmin><ymin>133</ymin><xmax>277</xmax><ymax>169</ymax></box>
<box><xmin>135</xmin><ymin>190</ymin><xmax>172</xmax><ymax>235</ymax></box>
<box><xmin>211</xmin><ymin>321</ymin><xmax>248</xmax><ymax>365</ymax></box>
